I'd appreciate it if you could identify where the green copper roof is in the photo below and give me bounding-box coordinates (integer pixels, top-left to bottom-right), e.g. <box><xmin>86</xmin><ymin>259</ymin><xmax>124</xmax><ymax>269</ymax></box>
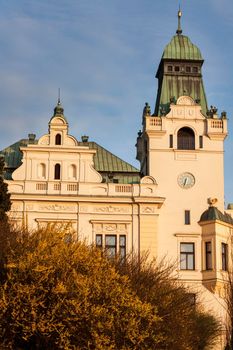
<box><xmin>0</xmin><ymin>139</ymin><xmax>29</xmax><ymax>175</ymax></box>
<box><xmin>200</xmin><ymin>206</ymin><xmax>233</xmax><ymax>225</ymax></box>
<box><xmin>163</xmin><ymin>35</ymin><xmax>203</xmax><ymax>61</ymax></box>
<box><xmin>79</xmin><ymin>141</ymin><xmax>140</xmax><ymax>184</ymax></box>
<box><xmin>0</xmin><ymin>139</ymin><xmax>140</xmax><ymax>184</ymax></box>
<box><xmin>154</xmin><ymin>33</ymin><xmax>208</xmax><ymax>116</ymax></box>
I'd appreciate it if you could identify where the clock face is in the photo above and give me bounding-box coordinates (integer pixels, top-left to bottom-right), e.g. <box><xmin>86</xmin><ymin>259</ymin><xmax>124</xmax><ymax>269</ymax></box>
<box><xmin>178</xmin><ymin>172</ymin><xmax>195</xmax><ymax>189</ymax></box>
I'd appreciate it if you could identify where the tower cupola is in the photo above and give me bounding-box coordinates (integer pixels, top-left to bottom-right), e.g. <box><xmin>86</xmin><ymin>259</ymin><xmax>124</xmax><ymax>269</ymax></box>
<box><xmin>154</xmin><ymin>9</ymin><xmax>208</xmax><ymax>116</ymax></box>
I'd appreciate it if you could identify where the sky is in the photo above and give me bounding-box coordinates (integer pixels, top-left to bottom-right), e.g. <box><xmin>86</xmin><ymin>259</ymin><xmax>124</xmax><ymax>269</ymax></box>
<box><xmin>0</xmin><ymin>0</ymin><xmax>233</xmax><ymax>205</ymax></box>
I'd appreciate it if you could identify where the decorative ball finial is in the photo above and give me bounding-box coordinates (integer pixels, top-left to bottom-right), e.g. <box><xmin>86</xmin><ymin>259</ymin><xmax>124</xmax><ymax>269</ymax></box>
<box><xmin>208</xmin><ymin>198</ymin><xmax>218</xmax><ymax>207</ymax></box>
<box><xmin>176</xmin><ymin>6</ymin><xmax>183</xmax><ymax>35</ymax></box>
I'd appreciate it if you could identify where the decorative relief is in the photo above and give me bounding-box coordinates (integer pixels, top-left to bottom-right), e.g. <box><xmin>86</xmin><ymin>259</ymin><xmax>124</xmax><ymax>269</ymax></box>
<box><xmin>118</xmin><ymin>224</ymin><xmax>126</xmax><ymax>231</ymax></box>
<box><xmin>26</xmin><ymin>205</ymin><xmax>34</xmax><ymax>211</ymax></box>
<box><xmin>38</xmin><ymin>135</ymin><xmax>49</xmax><ymax>145</ymax></box>
<box><xmin>80</xmin><ymin>206</ymin><xmax>88</xmax><ymax>213</ymax></box>
<box><xmin>40</xmin><ymin>139</ymin><xmax>49</xmax><ymax>145</ymax></box>
<box><xmin>177</xmin><ymin>96</ymin><xmax>195</xmax><ymax>106</ymax></box>
<box><xmin>39</xmin><ymin>204</ymin><xmax>76</xmax><ymax>212</ymax></box>
<box><xmin>104</xmin><ymin>224</ymin><xmax>117</xmax><ymax>231</ymax></box>
<box><xmin>93</xmin><ymin>222</ymin><xmax>128</xmax><ymax>234</ymax></box>
<box><xmin>140</xmin><ymin>176</ymin><xmax>157</xmax><ymax>184</ymax></box>
<box><xmin>94</xmin><ymin>205</ymin><xmax>129</xmax><ymax>213</ymax></box>
<box><xmin>141</xmin><ymin>207</ymin><xmax>155</xmax><ymax>214</ymax></box>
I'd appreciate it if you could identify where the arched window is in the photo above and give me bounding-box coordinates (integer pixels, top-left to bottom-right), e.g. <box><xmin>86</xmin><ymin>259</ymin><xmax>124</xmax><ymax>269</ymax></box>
<box><xmin>68</xmin><ymin>164</ymin><xmax>77</xmax><ymax>179</ymax></box>
<box><xmin>177</xmin><ymin>127</ymin><xmax>195</xmax><ymax>150</ymax></box>
<box><xmin>55</xmin><ymin>133</ymin><xmax>61</xmax><ymax>145</ymax></box>
<box><xmin>54</xmin><ymin>163</ymin><xmax>61</xmax><ymax>180</ymax></box>
<box><xmin>38</xmin><ymin>163</ymin><xmax>46</xmax><ymax>178</ymax></box>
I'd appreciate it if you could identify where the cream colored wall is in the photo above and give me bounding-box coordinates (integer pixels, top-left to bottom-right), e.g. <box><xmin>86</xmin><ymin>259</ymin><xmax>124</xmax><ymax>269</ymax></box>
<box><xmin>8</xmin><ymin>194</ymin><xmax>163</xmax><ymax>258</ymax></box>
<box><xmin>142</xmin><ymin>97</ymin><xmax>227</xmax><ymax>282</ymax></box>
<box><xmin>7</xmin><ymin>112</ymin><xmax>165</xmax><ymax>260</ymax></box>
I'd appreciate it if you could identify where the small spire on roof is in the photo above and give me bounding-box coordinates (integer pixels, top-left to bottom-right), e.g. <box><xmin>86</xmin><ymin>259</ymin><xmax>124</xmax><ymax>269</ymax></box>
<box><xmin>53</xmin><ymin>88</ymin><xmax>64</xmax><ymax>116</ymax></box>
<box><xmin>58</xmin><ymin>88</ymin><xmax>61</xmax><ymax>104</ymax></box>
<box><xmin>176</xmin><ymin>5</ymin><xmax>182</xmax><ymax>35</ymax></box>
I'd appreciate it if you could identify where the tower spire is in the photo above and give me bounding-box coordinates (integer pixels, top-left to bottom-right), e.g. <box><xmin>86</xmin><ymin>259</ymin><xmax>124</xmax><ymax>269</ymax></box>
<box><xmin>176</xmin><ymin>5</ymin><xmax>182</xmax><ymax>35</ymax></box>
<box><xmin>58</xmin><ymin>88</ymin><xmax>61</xmax><ymax>104</ymax></box>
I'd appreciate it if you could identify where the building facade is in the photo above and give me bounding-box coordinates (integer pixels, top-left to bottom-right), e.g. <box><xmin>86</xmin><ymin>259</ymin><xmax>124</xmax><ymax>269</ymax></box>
<box><xmin>1</xmin><ymin>11</ymin><xmax>233</xmax><ymax>349</ymax></box>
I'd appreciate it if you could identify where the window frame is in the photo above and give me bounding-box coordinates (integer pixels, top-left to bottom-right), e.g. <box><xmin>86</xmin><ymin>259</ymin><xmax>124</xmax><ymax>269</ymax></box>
<box><xmin>54</xmin><ymin>163</ymin><xmax>61</xmax><ymax>180</ymax></box>
<box><xmin>167</xmin><ymin>65</ymin><xmax>173</xmax><ymax>72</ymax></box>
<box><xmin>95</xmin><ymin>233</ymin><xmax>126</xmax><ymax>259</ymax></box>
<box><xmin>169</xmin><ymin>134</ymin><xmax>173</xmax><ymax>148</ymax></box>
<box><xmin>221</xmin><ymin>243</ymin><xmax>228</xmax><ymax>271</ymax></box>
<box><xmin>55</xmin><ymin>133</ymin><xmax>62</xmax><ymax>145</ymax></box>
<box><xmin>180</xmin><ymin>242</ymin><xmax>195</xmax><ymax>270</ymax></box>
<box><xmin>205</xmin><ymin>241</ymin><xmax>212</xmax><ymax>270</ymax></box>
<box><xmin>184</xmin><ymin>210</ymin><xmax>191</xmax><ymax>225</ymax></box>
<box><xmin>177</xmin><ymin>127</ymin><xmax>195</xmax><ymax>150</ymax></box>
<box><xmin>199</xmin><ymin>135</ymin><xmax>203</xmax><ymax>149</ymax></box>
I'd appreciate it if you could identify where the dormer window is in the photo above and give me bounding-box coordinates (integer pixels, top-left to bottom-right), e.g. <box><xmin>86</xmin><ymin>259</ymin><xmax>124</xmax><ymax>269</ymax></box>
<box><xmin>55</xmin><ymin>133</ymin><xmax>61</xmax><ymax>145</ymax></box>
<box><xmin>177</xmin><ymin>127</ymin><xmax>195</xmax><ymax>150</ymax></box>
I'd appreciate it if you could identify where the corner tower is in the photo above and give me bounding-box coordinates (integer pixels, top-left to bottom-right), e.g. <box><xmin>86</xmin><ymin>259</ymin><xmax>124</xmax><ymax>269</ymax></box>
<box><xmin>136</xmin><ymin>10</ymin><xmax>228</xmax><ymax>282</ymax></box>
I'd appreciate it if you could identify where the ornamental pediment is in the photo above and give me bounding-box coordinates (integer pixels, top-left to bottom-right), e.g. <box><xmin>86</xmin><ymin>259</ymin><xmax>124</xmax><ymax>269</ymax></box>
<box><xmin>176</xmin><ymin>96</ymin><xmax>195</xmax><ymax>106</ymax></box>
<box><xmin>166</xmin><ymin>95</ymin><xmax>205</xmax><ymax>120</ymax></box>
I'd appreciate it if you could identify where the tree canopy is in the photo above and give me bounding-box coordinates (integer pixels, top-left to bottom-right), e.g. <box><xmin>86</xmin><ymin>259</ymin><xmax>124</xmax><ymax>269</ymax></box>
<box><xmin>0</xmin><ymin>224</ymin><xmax>221</xmax><ymax>349</ymax></box>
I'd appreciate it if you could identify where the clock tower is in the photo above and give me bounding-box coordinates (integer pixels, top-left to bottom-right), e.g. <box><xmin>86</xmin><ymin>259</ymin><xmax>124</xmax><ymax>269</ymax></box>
<box><xmin>136</xmin><ymin>10</ymin><xmax>228</xmax><ymax>280</ymax></box>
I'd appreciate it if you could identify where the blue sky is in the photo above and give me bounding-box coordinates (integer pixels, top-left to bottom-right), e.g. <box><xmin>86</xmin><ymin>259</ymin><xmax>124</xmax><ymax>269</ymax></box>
<box><xmin>0</xmin><ymin>0</ymin><xmax>233</xmax><ymax>205</ymax></box>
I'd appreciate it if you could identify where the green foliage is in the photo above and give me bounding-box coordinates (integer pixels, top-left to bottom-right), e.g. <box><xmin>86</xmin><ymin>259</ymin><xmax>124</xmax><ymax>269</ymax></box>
<box><xmin>0</xmin><ymin>225</ymin><xmax>162</xmax><ymax>349</ymax></box>
<box><xmin>0</xmin><ymin>157</ymin><xmax>11</xmax><ymax>222</ymax></box>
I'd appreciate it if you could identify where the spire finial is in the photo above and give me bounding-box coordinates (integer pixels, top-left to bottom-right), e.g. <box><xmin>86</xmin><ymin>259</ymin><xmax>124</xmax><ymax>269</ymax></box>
<box><xmin>58</xmin><ymin>88</ymin><xmax>61</xmax><ymax>104</ymax></box>
<box><xmin>176</xmin><ymin>5</ymin><xmax>182</xmax><ymax>35</ymax></box>
<box><xmin>54</xmin><ymin>88</ymin><xmax>64</xmax><ymax>116</ymax></box>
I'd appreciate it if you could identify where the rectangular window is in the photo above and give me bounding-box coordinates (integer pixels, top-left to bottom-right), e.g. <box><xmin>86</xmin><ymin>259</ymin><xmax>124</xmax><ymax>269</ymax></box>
<box><xmin>192</xmin><ymin>66</ymin><xmax>198</xmax><ymax>73</ymax></box>
<box><xmin>105</xmin><ymin>235</ymin><xmax>117</xmax><ymax>258</ymax></box>
<box><xmin>96</xmin><ymin>234</ymin><xmax>126</xmax><ymax>259</ymax></box>
<box><xmin>180</xmin><ymin>243</ymin><xmax>195</xmax><ymax>270</ymax></box>
<box><xmin>169</xmin><ymin>134</ymin><xmax>173</xmax><ymax>148</ymax></box>
<box><xmin>222</xmin><ymin>243</ymin><xmax>228</xmax><ymax>271</ymax></box>
<box><xmin>96</xmin><ymin>234</ymin><xmax>103</xmax><ymax>248</ymax></box>
<box><xmin>167</xmin><ymin>65</ymin><xmax>173</xmax><ymax>72</ymax></box>
<box><xmin>175</xmin><ymin>66</ymin><xmax>180</xmax><ymax>72</ymax></box>
<box><xmin>186</xmin><ymin>66</ymin><xmax>191</xmax><ymax>73</ymax></box>
<box><xmin>185</xmin><ymin>210</ymin><xmax>190</xmax><ymax>225</ymax></box>
<box><xmin>205</xmin><ymin>241</ymin><xmax>212</xmax><ymax>270</ymax></box>
<box><xmin>119</xmin><ymin>235</ymin><xmax>126</xmax><ymax>259</ymax></box>
<box><xmin>199</xmin><ymin>135</ymin><xmax>203</xmax><ymax>148</ymax></box>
